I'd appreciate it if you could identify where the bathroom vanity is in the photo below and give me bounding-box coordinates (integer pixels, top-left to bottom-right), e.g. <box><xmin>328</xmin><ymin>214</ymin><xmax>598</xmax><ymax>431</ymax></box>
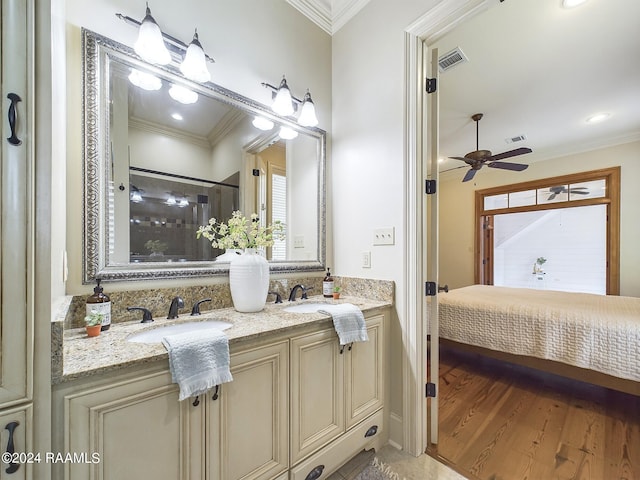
<box><xmin>52</xmin><ymin>296</ymin><xmax>391</xmax><ymax>480</ymax></box>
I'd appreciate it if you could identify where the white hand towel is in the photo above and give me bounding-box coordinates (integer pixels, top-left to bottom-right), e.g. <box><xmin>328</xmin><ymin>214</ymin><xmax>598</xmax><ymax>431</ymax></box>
<box><xmin>318</xmin><ymin>303</ymin><xmax>369</xmax><ymax>345</ymax></box>
<box><xmin>162</xmin><ymin>328</ymin><xmax>233</xmax><ymax>401</ymax></box>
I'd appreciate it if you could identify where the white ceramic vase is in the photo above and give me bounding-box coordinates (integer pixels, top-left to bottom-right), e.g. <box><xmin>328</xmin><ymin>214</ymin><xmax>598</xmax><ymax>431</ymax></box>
<box><xmin>229</xmin><ymin>248</ymin><xmax>270</xmax><ymax>312</ymax></box>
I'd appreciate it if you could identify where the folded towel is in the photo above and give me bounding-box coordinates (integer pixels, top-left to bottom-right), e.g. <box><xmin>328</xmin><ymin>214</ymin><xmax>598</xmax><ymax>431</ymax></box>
<box><xmin>162</xmin><ymin>329</ymin><xmax>233</xmax><ymax>401</ymax></box>
<box><xmin>318</xmin><ymin>303</ymin><xmax>369</xmax><ymax>345</ymax></box>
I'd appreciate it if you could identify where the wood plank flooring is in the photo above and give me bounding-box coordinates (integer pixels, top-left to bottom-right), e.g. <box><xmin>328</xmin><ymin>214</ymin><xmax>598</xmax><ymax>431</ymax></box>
<box><xmin>427</xmin><ymin>347</ymin><xmax>640</xmax><ymax>480</ymax></box>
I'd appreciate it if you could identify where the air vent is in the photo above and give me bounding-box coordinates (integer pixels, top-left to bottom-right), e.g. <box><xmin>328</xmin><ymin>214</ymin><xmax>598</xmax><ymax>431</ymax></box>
<box><xmin>505</xmin><ymin>134</ymin><xmax>527</xmax><ymax>144</ymax></box>
<box><xmin>438</xmin><ymin>47</ymin><xmax>468</xmax><ymax>72</ymax></box>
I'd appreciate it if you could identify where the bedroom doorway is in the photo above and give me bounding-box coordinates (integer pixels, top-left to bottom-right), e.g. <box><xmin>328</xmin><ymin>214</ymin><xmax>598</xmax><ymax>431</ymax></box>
<box><xmin>475</xmin><ymin>167</ymin><xmax>620</xmax><ymax>295</ymax></box>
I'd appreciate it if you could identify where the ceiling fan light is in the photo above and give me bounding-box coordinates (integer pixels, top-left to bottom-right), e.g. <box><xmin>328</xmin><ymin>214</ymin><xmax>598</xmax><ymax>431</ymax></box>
<box><xmin>279</xmin><ymin>126</ymin><xmax>298</xmax><ymax>140</ymax></box>
<box><xmin>252</xmin><ymin>116</ymin><xmax>274</xmax><ymax>131</ymax></box>
<box><xmin>179</xmin><ymin>30</ymin><xmax>211</xmax><ymax>83</ymax></box>
<box><xmin>128</xmin><ymin>68</ymin><xmax>162</xmax><ymax>91</ymax></box>
<box><xmin>297</xmin><ymin>90</ymin><xmax>318</xmax><ymax>127</ymax></box>
<box><xmin>272</xmin><ymin>76</ymin><xmax>295</xmax><ymax>116</ymax></box>
<box><xmin>169</xmin><ymin>84</ymin><xmax>198</xmax><ymax>104</ymax></box>
<box><xmin>134</xmin><ymin>5</ymin><xmax>171</xmax><ymax>65</ymax></box>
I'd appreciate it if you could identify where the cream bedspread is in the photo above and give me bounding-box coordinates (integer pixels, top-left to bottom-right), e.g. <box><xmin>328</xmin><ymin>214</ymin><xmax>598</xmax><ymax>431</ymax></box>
<box><xmin>438</xmin><ymin>285</ymin><xmax>640</xmax><ymax>382</ymax></box>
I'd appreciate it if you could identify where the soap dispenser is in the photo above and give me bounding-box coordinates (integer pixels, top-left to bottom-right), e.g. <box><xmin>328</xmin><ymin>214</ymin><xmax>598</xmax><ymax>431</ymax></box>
<box><xmin>86</xmin><ymin>278</ymin><xmax>111</xmax><ymax>331</ymax></box>
<box><xmin>323</xmin><ymin>268</ymin><xmax>334</xmax><ymax>298</ymax></box>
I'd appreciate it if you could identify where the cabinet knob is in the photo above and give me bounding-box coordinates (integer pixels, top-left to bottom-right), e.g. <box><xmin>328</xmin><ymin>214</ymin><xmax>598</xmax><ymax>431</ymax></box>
<box><xmin>4</xmin><ymin>421</ymin><xmax>20</xmax><ymax>474</ymax></box>
<box><xmin>304</xmin><ymin>464</ymin><xmax>324</xmax><ymax>480</ymax></box>
<box><xmin>192</xmin><ymin>396</ymin><xmax>200</xmax><ymax>407</ymax></box>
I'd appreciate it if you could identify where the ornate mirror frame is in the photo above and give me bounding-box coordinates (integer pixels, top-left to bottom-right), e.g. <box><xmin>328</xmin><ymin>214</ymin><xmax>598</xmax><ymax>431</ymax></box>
<box><xmin>82</xmin><ymin>29</ymin><xmax>326</xmax><ymax>283</ymax></box>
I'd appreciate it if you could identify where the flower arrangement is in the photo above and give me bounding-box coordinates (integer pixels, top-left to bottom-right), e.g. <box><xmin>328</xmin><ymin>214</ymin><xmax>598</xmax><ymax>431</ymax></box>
<box><xmin>533</xmin><ymin>257</ymin><xmax>547</xmax><ymax>274</ymax></box>
<box><xmin>196</xmin><ymin>211</ymin><xmax>284</xmax><ymax>250</ymax></box>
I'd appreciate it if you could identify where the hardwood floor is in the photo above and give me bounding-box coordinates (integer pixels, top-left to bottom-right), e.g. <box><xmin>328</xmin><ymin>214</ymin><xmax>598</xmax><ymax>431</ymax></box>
<box><xmin>427</xmin><ymin>347</ymin><xmax>640</xmax><ymax>480</ymax></box>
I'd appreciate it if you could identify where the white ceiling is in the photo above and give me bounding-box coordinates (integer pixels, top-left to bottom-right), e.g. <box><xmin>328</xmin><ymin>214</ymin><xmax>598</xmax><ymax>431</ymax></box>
<box><xmin>290</xmin><ymin>0</ymin><xmax>640</xmax><ymax>181</ymax></box>
<box><xmin>432</xmin><ymin>0</ymin><xmax>640</xmax><ymax>178</ymax></box>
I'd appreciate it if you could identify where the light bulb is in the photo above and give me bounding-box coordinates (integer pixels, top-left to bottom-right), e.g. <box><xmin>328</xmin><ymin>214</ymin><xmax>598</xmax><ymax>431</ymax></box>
<box><xmin>130</xmin><ymin>190</ymin><xmax>143</xmax><ymax>203</ymax></box>
<box><xmin>272</xmin><ymin>76</ymin><xmax>294</xmax><ymax>116</ymax></box>
<box><xmin>179</xmin><ymin>30</ymin><xmax>211</xmax><ymax>83</ymax></box>
<box><xmin>128</xmin><ymin>68</ymin><xmax>162</xmax><ymax>91</ymax></box>
<box><xmin>134</xmin><ymin>5</ymin><xmax>171</xmax><ymax>65</ymax></box>
<box><xmin>279</xmin><ymin>126</ymin><xmax>298</xmax><ymax>140</ymax></box>
<box><xmin>252</xmin><ymin>116</ymin><xmax>274</xmax><ymax>131</ymax></box>
<box><xmin>169</xmin><ymin>84</ymin><xmax>198</xmax><ymax>104</ymax></box>
<box><xmin>165</xmin><ymin>195</ymin><xmax>176</xmax><ymax>205</ymax></box>
<box><xmin>298</xmin><ymin>90</ymin><xmax>318</xmax><ymax>127</ymax></box>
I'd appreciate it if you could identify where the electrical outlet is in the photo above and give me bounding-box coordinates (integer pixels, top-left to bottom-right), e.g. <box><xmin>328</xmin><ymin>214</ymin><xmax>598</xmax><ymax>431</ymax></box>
<box><xmin>373</xmin><ymin>227</ymin><xmax>395</xmax><ymax>245</ymax></box>
<box><xmin>294</xmin><ymin>235</ymin><xmax>305</xmax><ymax>248</ymax></box>
<box><xmin>362</xmin><ymin>251</ymin><xmax>371</xmax><ymax>268</ymax></box>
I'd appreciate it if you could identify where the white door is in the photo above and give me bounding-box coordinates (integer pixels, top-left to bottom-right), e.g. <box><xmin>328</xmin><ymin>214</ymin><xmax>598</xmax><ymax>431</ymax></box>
<box><xmin>425</xmin><ymin>46</ymin><xmax>440</xmax><ymax>445</ymax></box>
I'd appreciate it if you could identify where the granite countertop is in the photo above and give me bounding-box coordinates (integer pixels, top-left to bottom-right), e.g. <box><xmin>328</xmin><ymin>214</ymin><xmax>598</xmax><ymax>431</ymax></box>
<box><xmin>54</xmin><ymin>295</ymin><xmax>391</xmax><ymax>384</ymax></box>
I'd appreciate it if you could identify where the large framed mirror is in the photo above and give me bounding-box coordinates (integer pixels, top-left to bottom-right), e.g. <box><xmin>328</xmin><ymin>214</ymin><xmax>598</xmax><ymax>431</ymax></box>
<box><xmin>82</xmin><ymin>29</ymin><xmax>326</xmax><ymax>283</ymax></box>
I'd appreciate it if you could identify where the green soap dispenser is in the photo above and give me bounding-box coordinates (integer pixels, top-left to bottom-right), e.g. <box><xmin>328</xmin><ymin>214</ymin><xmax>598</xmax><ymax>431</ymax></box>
<box><xmin>86</xmin><ymin>278</ymin><xmax>111</xmax><ymax>331</ymax></box>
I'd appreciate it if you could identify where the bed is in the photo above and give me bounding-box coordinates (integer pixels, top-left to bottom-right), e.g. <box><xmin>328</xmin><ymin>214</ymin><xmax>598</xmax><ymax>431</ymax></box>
<box><xmin>438</xmin><ymin>285</ymin><xmax>640</xmax><ymax>395</ymax></box>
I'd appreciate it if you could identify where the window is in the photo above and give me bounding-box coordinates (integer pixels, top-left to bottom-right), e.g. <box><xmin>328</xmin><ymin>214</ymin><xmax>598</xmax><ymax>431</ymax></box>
<box><xmin>475</xmin><ymin>167</ymin><xmax>620</xmax><ymax>294</ymax></box>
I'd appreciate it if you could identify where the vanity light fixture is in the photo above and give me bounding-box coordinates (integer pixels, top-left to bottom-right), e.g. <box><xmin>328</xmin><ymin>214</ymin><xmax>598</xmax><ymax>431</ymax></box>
<box><xmin>179</xmin><ymin>30</ymin><xmax>210</xmax><ymax>83</ymax></box>
<box><xmin>178</xmin><ymin>197</ymin><xmax>190</xmax><ymax>208</ymax></box>
<box><xmin>165</xmin><ymin>194</ymin><xmax>177</xmax><ymax>206</ymax></box>
<box><xmin>297</xmin><ymin>90</ymin><xmax>319</xmax><ymax>127</ymax></box>
<box><xmin>171</xmin><ymin>112</ymin><xmax>184</xmax><ymax>121</ymax></box>
<box><xmin>133</xmin><ymin>3</ymin><xmax>171</xmax><ymax>65</ymax></box>
<box><xmin>117</xmin><ymin>9</ymin><xmax>215</xmax><ymax>81</ymax></box>
<box><xmin>279</xmin><ymin>126</ymin><xmax>299</xmax><ymax>140</ymax></box>
<box><xmin>262</xmin><ymin>76</ymin><xmax>319</xmax><ymax>126</ymax></box>
<box><xmin>169</xmin><ymin>84</ymin><xmax>198</xmax><ymax>104</ymax></box>
<box><xmin>128</xmin><ymin>68</ymin><xmax>162</xmax><ymax>90</ymax></box>
<box><xmin>130</xmin><ymin>185</ymin><xmax>144</xmax><ymax>203</ymax></box>
<box><xmin>252</xmin><ymin>116</ymin><xmax>275</xmax><ymax>131</ymax></box>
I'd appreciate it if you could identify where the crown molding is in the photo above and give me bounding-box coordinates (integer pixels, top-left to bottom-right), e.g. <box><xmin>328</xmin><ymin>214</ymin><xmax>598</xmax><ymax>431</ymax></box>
<box><xmin>286</xmin><ymin>0</ymin><xmax>372</xmax><ymax>35</ymax></box>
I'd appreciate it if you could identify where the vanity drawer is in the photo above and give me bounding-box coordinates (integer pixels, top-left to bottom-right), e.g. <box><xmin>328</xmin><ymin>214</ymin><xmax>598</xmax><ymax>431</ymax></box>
<box><xmin>289</xmin><ymin>409</ymin><xmax>383</xmax><ymax>480</ymax></box>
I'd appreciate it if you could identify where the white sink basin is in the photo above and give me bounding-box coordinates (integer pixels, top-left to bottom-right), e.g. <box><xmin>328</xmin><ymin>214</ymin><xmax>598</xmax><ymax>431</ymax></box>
<box><xmin>127</xmin><ymin>320</ymin><xmax>232</xmax><ymax>344</ymax></box>
<box><xmin>283</xmin><ymin>303</ymin><xmax>330</xmax><ymax>313</ymax></box>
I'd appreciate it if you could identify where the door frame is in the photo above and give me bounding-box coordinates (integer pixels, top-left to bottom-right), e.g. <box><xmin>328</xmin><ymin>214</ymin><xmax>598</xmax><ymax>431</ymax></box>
<box><xmin>403</xmin><ymin>0</ymin><xmax>490</xmax><ymax>456</ymax></box>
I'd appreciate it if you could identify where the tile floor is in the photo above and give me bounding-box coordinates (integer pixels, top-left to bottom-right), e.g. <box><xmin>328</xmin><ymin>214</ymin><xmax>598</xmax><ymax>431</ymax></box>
<box><xmin>328</xmin><ymin>445</ymin><xmax>467</xmax><ymax>480</ymax></box>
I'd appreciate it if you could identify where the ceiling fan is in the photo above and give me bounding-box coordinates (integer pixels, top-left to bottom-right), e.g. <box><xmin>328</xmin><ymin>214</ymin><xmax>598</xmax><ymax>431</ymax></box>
<box><xmin>450</xmin><ymin>113</ymin><xmax>532</xmax><ymax>182</ymax></box>
<box><xmin>547</xmin><ymin>185</ymin><xmax>589</xmax><ymax>200</ymax></box>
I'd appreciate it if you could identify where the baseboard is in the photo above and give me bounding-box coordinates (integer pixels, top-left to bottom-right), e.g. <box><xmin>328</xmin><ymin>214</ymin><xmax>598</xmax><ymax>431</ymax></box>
<box><xmin>388</xmin><ymin>412</ymin><xmax>403</xmax><ymax>449</ymax></box>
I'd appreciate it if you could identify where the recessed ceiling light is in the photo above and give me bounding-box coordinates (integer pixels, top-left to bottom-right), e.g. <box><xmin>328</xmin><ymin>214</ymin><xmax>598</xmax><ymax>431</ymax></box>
<box><xmin>171</xmin><ymin>113</ymin><xmax>183</xmax><ymax>121</ymax></box>
<box><xmin>562</xmin><ymin>0</ymin><xmax>588</xmax><ymax>8</ymax></box>
<box><xmin>586</xmin><ymin>112</ymin><xmax>610</xmax><ymax>124</ymax></box>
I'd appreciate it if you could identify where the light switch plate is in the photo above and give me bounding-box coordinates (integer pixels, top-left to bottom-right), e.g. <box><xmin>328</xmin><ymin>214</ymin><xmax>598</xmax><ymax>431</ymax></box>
<box><xmin>373</xmin><ymin>227</ymin><xmax>395</xmax><ymax>245</ymax></box>
<box><xmin>362</xmin><ymin>251</ymin><xmax>371</xmax><ymax>268</ymax></box>
<box><xmin>294</xmin><ymin>235</ymin><xmax>304</xmax><ymax>248</ymax></box>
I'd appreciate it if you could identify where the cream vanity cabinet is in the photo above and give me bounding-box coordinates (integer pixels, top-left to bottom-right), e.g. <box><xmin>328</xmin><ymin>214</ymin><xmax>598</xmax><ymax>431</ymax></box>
<box><xmin>1</xmin><ymin>1</ymin><xmax>34</xmax><ymax>478</ymax></box>
<box><xmin>290</xmin><ymin>312</ymin><xmax>386</xmax><ymax>480</ymax></box>
<box><xmin>57</xmin><ymin>338</ymin><xmax>288</xmax><ymax>480</ymax></box>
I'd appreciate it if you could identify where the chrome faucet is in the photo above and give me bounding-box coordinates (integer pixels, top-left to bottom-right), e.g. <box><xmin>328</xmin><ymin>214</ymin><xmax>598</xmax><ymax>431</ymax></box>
<box><xmin>167</xmin><ymin>296</ymin><xmax>184</xmax><ymax>319</ymax></box>
<box><xmin>288</xmin><ymin>284</ymin><xmax>312</xmax><ymax>302</ymax></box>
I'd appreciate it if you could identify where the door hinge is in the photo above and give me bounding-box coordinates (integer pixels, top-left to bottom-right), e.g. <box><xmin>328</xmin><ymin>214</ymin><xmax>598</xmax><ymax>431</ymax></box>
<box><xmin>425</xmin><ymin>179</ymin><xmax>436</xmax><ymax>194</ymax></box>
<box><xmin>426</xmin><ymin>382</ymin><xmax>436</xmax><ymax>398</ymax></box>
<box><xmin>426</xmin><ymin>78</ymin><xmax>437</xmax><ymax>94</ymax></box>
<box><xmin>425</xmin><ymin>281</ymin><xmax>436</xmax><ymax>296</ymax></box>
<box><xmin>252</xmin><ymin>169</ymin><xmax>260</xmax><ymax>176</ymax></box>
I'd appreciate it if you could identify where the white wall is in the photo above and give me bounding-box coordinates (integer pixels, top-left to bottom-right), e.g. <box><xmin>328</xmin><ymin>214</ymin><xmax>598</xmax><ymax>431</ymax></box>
<box><xmin>439</xmin><ymin>141</ymin><xmax>640</xmax><ymax>297</ymax></box>
<box><xmin>63</xmin><ymin>0</ymin><xmax>331</xmax><ymax>294</ymax></box>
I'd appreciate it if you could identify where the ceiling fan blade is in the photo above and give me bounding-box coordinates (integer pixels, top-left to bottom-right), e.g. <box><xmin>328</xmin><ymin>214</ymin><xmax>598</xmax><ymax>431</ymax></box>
<box><xmin>571</xmin><ymin>190</ymin><xmax>590</xmax><ymax>195</ymax></box>
<box><xmin>449</xmin><ymin>156</ymin><xmax>473</xmax><ymax>165</ymax></box>
<box><xmin>487</xmin><ymin>161</ymin><xmax>529</xmax><ymax>171</ymax></box>
<box><xmin>462</xmin><ymin>168</ymin><xmax>477</xmax><ymax>182</ymax></box>
<box><xmin>547</xmin><ymin>193</ymin><xmax>557</xmax><ymax>200</ymax></box>
<box><xmin>488</xmin><ymin>147</ymin><xmax>532</xmax><ymax>161</ymax></box>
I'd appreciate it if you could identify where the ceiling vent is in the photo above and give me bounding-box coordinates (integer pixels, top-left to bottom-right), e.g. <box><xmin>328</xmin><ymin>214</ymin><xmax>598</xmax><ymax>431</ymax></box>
<box><xmin>505</xmin><ymin>134</ymin><xmax>527</xmax><ymax>144</ymax></box>
<box><xmin>438</xmin><ymin>47</ymin><xmax>468</xmax><ymax>72</ymax></box>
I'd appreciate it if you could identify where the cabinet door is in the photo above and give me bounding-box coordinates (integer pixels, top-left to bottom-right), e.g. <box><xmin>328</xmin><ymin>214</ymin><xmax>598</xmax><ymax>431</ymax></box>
<box><xmin>345</xmin><ymin>314</ymin><xmax>385</xmax><ymax>429</ymax></box>
<box><xmin>208</xmin><ymin>340</ymin><xmax>288</xmax><ymax>480</ymax></box>
<box><xmin>290</xmin><ymin>328</ymin><xmax>344</xmax><ymax>464</ymax></box>
<box><xmin>65</xmin><ymin>371</ymin><xmax>192</xmax><ymax>480</ymax></box>
<box><xmin>0</xmin><ymin>404</ymin><xmax>32</xmax><ymax>480</ymax></box>
<box><xmin>0</xmin><ymin>0</ymin><xmax>31</xmax><ymax>408</ymax></box>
